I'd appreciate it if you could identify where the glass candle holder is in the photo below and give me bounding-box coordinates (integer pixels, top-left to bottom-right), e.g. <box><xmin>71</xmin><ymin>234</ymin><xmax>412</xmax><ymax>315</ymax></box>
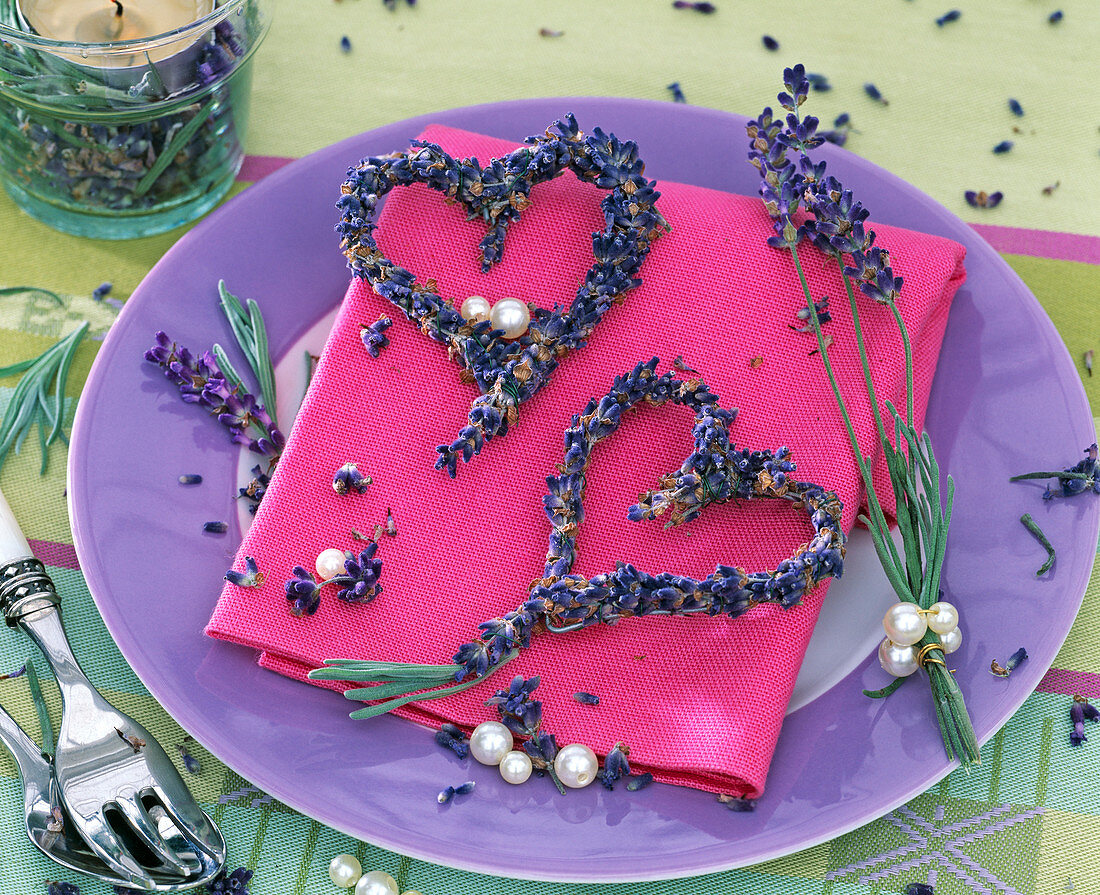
<box><xmin>0</xmin><ymin>0</ymin><xmax>271</xmax><ymax>239</ymax></box>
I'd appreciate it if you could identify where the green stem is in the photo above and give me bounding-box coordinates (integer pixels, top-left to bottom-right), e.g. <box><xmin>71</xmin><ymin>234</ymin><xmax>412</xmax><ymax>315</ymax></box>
<box><xmin>840</xmin><ymin>269</ymin><xmax>888</xmax><ymax>450</ymax></box>
<box><xmin>132</xmin><ymin>98</ymin><xmax>216</xmax><ymax>198</ymax></box>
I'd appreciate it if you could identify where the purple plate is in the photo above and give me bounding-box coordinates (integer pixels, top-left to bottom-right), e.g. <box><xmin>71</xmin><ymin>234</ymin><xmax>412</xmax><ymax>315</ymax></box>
<box><xmin>68</xmin><ymin>99</ymin><xmax>1098</xmax><ymax>882</ymax></box>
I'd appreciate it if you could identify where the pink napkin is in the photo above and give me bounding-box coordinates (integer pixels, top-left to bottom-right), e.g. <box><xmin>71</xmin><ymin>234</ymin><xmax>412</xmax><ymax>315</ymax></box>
<box><xmin>206</xmin><ymin>125</ymin><xmax>966</xmax><ymax>798</ymax></box>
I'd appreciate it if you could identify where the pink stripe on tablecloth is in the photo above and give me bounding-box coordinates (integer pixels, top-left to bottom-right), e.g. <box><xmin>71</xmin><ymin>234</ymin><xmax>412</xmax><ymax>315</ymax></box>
<box><xmin>237</xmin><ymin>155</ymin><xmax>295</xmax><ymax>182</ymax></box>
<box><xmin>233</xmin><ymin>159</ymin><xmax>1100</xmax><ymax>267</ymax></box>
<box><xmin>1035</xmin><ymin>667</ymin><xmax>1100</xmax><ymax>698</ymax></box>
<box><xmin>28</xmin><ymin>538</ymin><xmax>80</xmax><ymax>571</ymax></box>
<box><xmin>970</xmin><ymin>224</ymin><xmax>1100</xmax><ymax>264</ymax></box>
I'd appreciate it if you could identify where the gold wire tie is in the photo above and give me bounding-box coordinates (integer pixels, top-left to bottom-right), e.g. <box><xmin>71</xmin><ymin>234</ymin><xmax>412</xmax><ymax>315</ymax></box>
<box><xmin>916</xmin><ymin>641</ymin><xmax>946</xmax><ymax>669</ymax></box>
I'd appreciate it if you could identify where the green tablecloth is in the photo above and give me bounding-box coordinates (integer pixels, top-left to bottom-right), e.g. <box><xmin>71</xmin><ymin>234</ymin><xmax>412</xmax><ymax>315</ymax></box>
<box><xmin>1</xmin><ymin>2</ymin><xmax>1098</xmax><ymax>893</ymax></box>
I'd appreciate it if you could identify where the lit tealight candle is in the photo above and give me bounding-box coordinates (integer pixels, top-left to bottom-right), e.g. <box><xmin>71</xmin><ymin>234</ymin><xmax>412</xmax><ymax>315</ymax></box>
<box><xmin>20</xmin><ymin>0</ymin><xmax>213</xmax><ymax>65</ymax></box>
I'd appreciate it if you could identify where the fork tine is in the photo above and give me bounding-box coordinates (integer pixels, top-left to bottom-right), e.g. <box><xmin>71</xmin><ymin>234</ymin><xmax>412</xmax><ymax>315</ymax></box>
<box><xmin>113</xmin><ymin>796</ymin><xmax>198</xmax><ymax>877</ymax></box>
<box><xmin>69</xmin><ymin>808</ymin><xmax>157</xmax><ymax>888</ymax></box>
<box><xmin>150</xmin><ymin>779</ymin><xmax>223</xmax><ymax>859</ymax></box>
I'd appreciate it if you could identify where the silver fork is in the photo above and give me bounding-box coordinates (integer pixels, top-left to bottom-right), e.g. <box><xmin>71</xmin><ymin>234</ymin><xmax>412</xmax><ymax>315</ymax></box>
<box><xmin>0</xmin><ymin>491</ymin><xmax>227</xmax><ymax>889</ymax></box>
<box><xmin>0</xmin><ymin>699</ymin><xmax>224</xmax><ymax>889</ymax></box>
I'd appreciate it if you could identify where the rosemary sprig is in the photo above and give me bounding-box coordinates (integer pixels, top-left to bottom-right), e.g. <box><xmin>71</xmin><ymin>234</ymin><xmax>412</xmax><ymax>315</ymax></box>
<box><xmin>132</xmin><ymin>97</ymin><xmax>216</xmax><ymax>198</ymax></box>
<box><xmin>0</xmin><ymin>322</ymin><xmax>90</xmax><ymax>475</ymax></box>
<box><xmin>217</xmin><ymin>280</ymin><xmax>279</xmax><ymax>429</ymax></box>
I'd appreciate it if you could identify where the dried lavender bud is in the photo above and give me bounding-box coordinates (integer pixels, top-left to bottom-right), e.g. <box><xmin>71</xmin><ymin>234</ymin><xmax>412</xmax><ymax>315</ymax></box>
<box><xmin>435</xmin><ymin>728</ymin><xmax>469</xmax><ymax>758</ymax></box>
<box><xmin>672</xmin><ymin>0</ymin><xmax>716</xmax><ymax>10</ymax></box>
<box><xmin>1009</xmin><ymin>98</ymin><xmax>1024</xmax><ymax>116</ymax></box>
<box><xmin>339</xmin><ymin>35</ymin><xmax>351</xmax><ymax>52</ymax></box>
<box><xmin>626</xmin><ymin>772</ymin><xmax>654</xmax><ymax>791</ymax></box>
<box><xmin>92</xmin><ymin>282</ymin><xmax>113</xmax><ymax>301</ymax></box>
<box><xmin>863</xmin><ymin>83</ymin><xmax>887</xmax><ymax>105</ymax></box>
<box><xmin>176</xmin><ymin>742</ymin><xmax>201</xmax><ymax>774</ymax></box>
<box><xmin>806</xmin><ymin>72</ymin><xmax>831</xmax><ymax>92</ymax></box>
<box><xmin>1085</xmin><ymin>350</ymin><xmax>1093</xmax><ymax>376</ymax></box>
<box><xmin>718</xmin><ymin>794</ymin><xmax>756</xmax><ymax>812</ymax></box>
<box><xmin>1070</xmin><ymin>700</ymin><xmax>1087</xmax><ymax>746</ymax></box>
<box><xmin>225</xmin><ymin>556</ymin><xmax>264</xmax><ymax>588</ymax></box>
<box><xmin>990</xmin><ymin>647</ymin><xmax>1028</xmax><ymax>677</ymax></box>
<box><xmin>538</xmin><ymin>27</ymin><xmax>564</xmax><ymax>37</ymax></box>
<box><xmin>598</xmin><ymin>742</ymin><xmax>631</xmax><ymax>789</ymax></box>
<box><xmin>1048</xmin><ymin>9</ymin><xmax>1063</xmax><ymax>23</ymax></box>
<box><xmin>0</xmin><ymin>662</ymin><xmax>26</xmax><ymax>680</ymax></box>
<box><xmin>385</xmin><ymin>507</ymin><xmax>397</xmax><ymax>536</ymax></box>
<box><xmin>203</xmin><ymin>521</ymin><xmax>228</xmax><ymax>534</ymax></box>
<box><xmin>934</xmin><ymin>9</ymin><xmax>960</xmax><ymax>25</ymax></box>
<box><xmin>574</xmin><ymin>691</ymin><xmax>600</xmax><ymax>706</ymax></box>
<box><xmin>993</xmin><ymin>140</ymin><xmax>1014</xmax><ymax>154</ymax></box>
<box><xmin>46</xmin><ymin>882</ymin><xmax>80</xmax><ymax>895</ymax></box>
<box><xmin>178</xmin><ymin>473</ymin><xmax>203</xmax><ymax>485</ymax></box>
<box><xmin>964</xmin><ymin>190</ymin><xmax>1004</xmax><ymax>209</ymax></box>
<box><xmin>437</xmin><ymin>785</ymin><xmax>455</xmax><ymax>804</ymax></box>
<box><xmin>667</xmin><ymin>82</ymin><xmax>686</xmax><ymax>103</ymax></box>
<box><xmin>454</xmin><ymin>781</ymin><xmax>475</xmax><ymax>796</ymax></box>
<box><xmin>333</xmin><ymin>462</ymin><xmax>371</xmax><ymax>495</ymax></box>
<box><xmin>762</xmin><ymin>35</ymin><xmax>779</xmax><ymax>50</ymax></box>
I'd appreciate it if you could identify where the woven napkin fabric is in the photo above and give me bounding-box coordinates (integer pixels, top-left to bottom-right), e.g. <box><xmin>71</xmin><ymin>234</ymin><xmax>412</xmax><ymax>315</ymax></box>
<box><xmin>206</xmin><ymin>125</ymin><xmax>966</xmax><ymax>798</ymax></box>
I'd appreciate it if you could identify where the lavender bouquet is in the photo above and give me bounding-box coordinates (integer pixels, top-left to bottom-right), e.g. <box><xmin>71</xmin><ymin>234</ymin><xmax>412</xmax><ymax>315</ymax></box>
<box><xmin>748</xmin><ymin>65</ymin><xmax>979</xmax><ymax>766</ymax></box>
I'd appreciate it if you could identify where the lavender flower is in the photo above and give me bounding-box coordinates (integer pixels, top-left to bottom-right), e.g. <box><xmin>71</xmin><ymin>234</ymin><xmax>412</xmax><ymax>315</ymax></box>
<box><xmin>238</xmin><ymin>464</ymin><xmax>271</xmax><ymax>515</ymax></box>
<box><xmin>206</xmin><ymin>867</ymin><xmax>252</xmax><ymax>894</ymax></box>
<box><xmin>333</xmin><ymin>543</ymin><xmax>383</xmax><ymax>603</ymax></box>
<box><xmin>285</xmin><ymin>567</ymin><xmax>321</xmax><ymax>617</ymax></box>
<box><xmin>225</xmin><ymin>556</ymin><xmax>264</xmax><ymax>588</ymax></box>
<box><xmin>1011</xmin><ymin>443</ymin><xmax>1099</xmax><ymax>498</ymax></box>
<box><xmin>145</xmin><ymin>333</ymin><xmax>284</xmax><ymax>458</ymax></box>
<box><xmin>332</xmin><ymin>462</ymin><xmax>372</xmax><ymax>495</ymax></box>
<box><xmin>485</xmin><ymin>675</ymin><xmax>543</xmax><ymax>735</ymax></box>
<box><xmin>360</xmin><ymin>315</ymin><xmax>392</xmax><ymax>358</ymax></box>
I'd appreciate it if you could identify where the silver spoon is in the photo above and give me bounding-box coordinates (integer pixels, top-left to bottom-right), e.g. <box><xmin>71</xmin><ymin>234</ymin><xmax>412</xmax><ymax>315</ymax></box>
<box><xmin>0</xmin><ymin>700</ymin><xmax>224</xmax><ymax>890</ymax></box>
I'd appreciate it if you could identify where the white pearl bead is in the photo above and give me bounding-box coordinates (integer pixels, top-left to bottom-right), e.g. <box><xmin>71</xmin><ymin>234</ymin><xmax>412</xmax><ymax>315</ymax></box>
<box><xmin>328</xmin><ymin>854</ymin><xmax>363</xmax><ymax>888</ymax></box>
<box><xmin>499</xmin><ymin>749</ymin><xmax>533</xmax><ymax>785</ymax></box>
<box><xmin>355</xmin><ymin>870</ymin><xmax>398</xmax><ymax>895</ymax></box>
<box><xmin>882</xmin><ymin>602</ymin><xmax>927</xmax><ymax>647</ymax></box>
<box><xmin>553</xmin><ymin>743</ymin><xmax>599</xmax><ymax>789</ymax></box>
<box><xmin>460</xmin><ymin>295</ymin><xmax>491</xmax><ymax>324</ymax></box>
<box><xmin>938</xmin><ymin>625</ymin><xmax>963</xmax><ymax>655</ymax></box>
<box><xmin>926</xmin><ymin>601</ymin><xmax>960</xmax><ymax>635</ymax></box>
<box><xmin>469</xmin><ymin>720</ymin><xmax>513</xmax><ymax>766</ymax></box>
<box><xmin>315</xmin><ymin>548</ymin><xmax>347</xmax><ymax>581</ymax></box>
<box><xmin>878</xmin><ymin>637</ymin><xmax>919</xmax><ymax>677</ymax></box>
<box><xmin>488</xmin><ymin>297</ymin><xmax>530</xmax><ymax>339</ymax></box>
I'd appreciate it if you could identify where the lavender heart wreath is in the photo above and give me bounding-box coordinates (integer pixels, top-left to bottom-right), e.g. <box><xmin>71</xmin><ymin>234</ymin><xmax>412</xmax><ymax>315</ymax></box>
<box><xmin>335</xmin><ymin>114</ymin><xmax>669</xmax><ymax>479</ymax></box>
<box><xmin>311</xmin><ymin>358</ymin><xmax>846</xmax><ymax>719</ymax></box>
